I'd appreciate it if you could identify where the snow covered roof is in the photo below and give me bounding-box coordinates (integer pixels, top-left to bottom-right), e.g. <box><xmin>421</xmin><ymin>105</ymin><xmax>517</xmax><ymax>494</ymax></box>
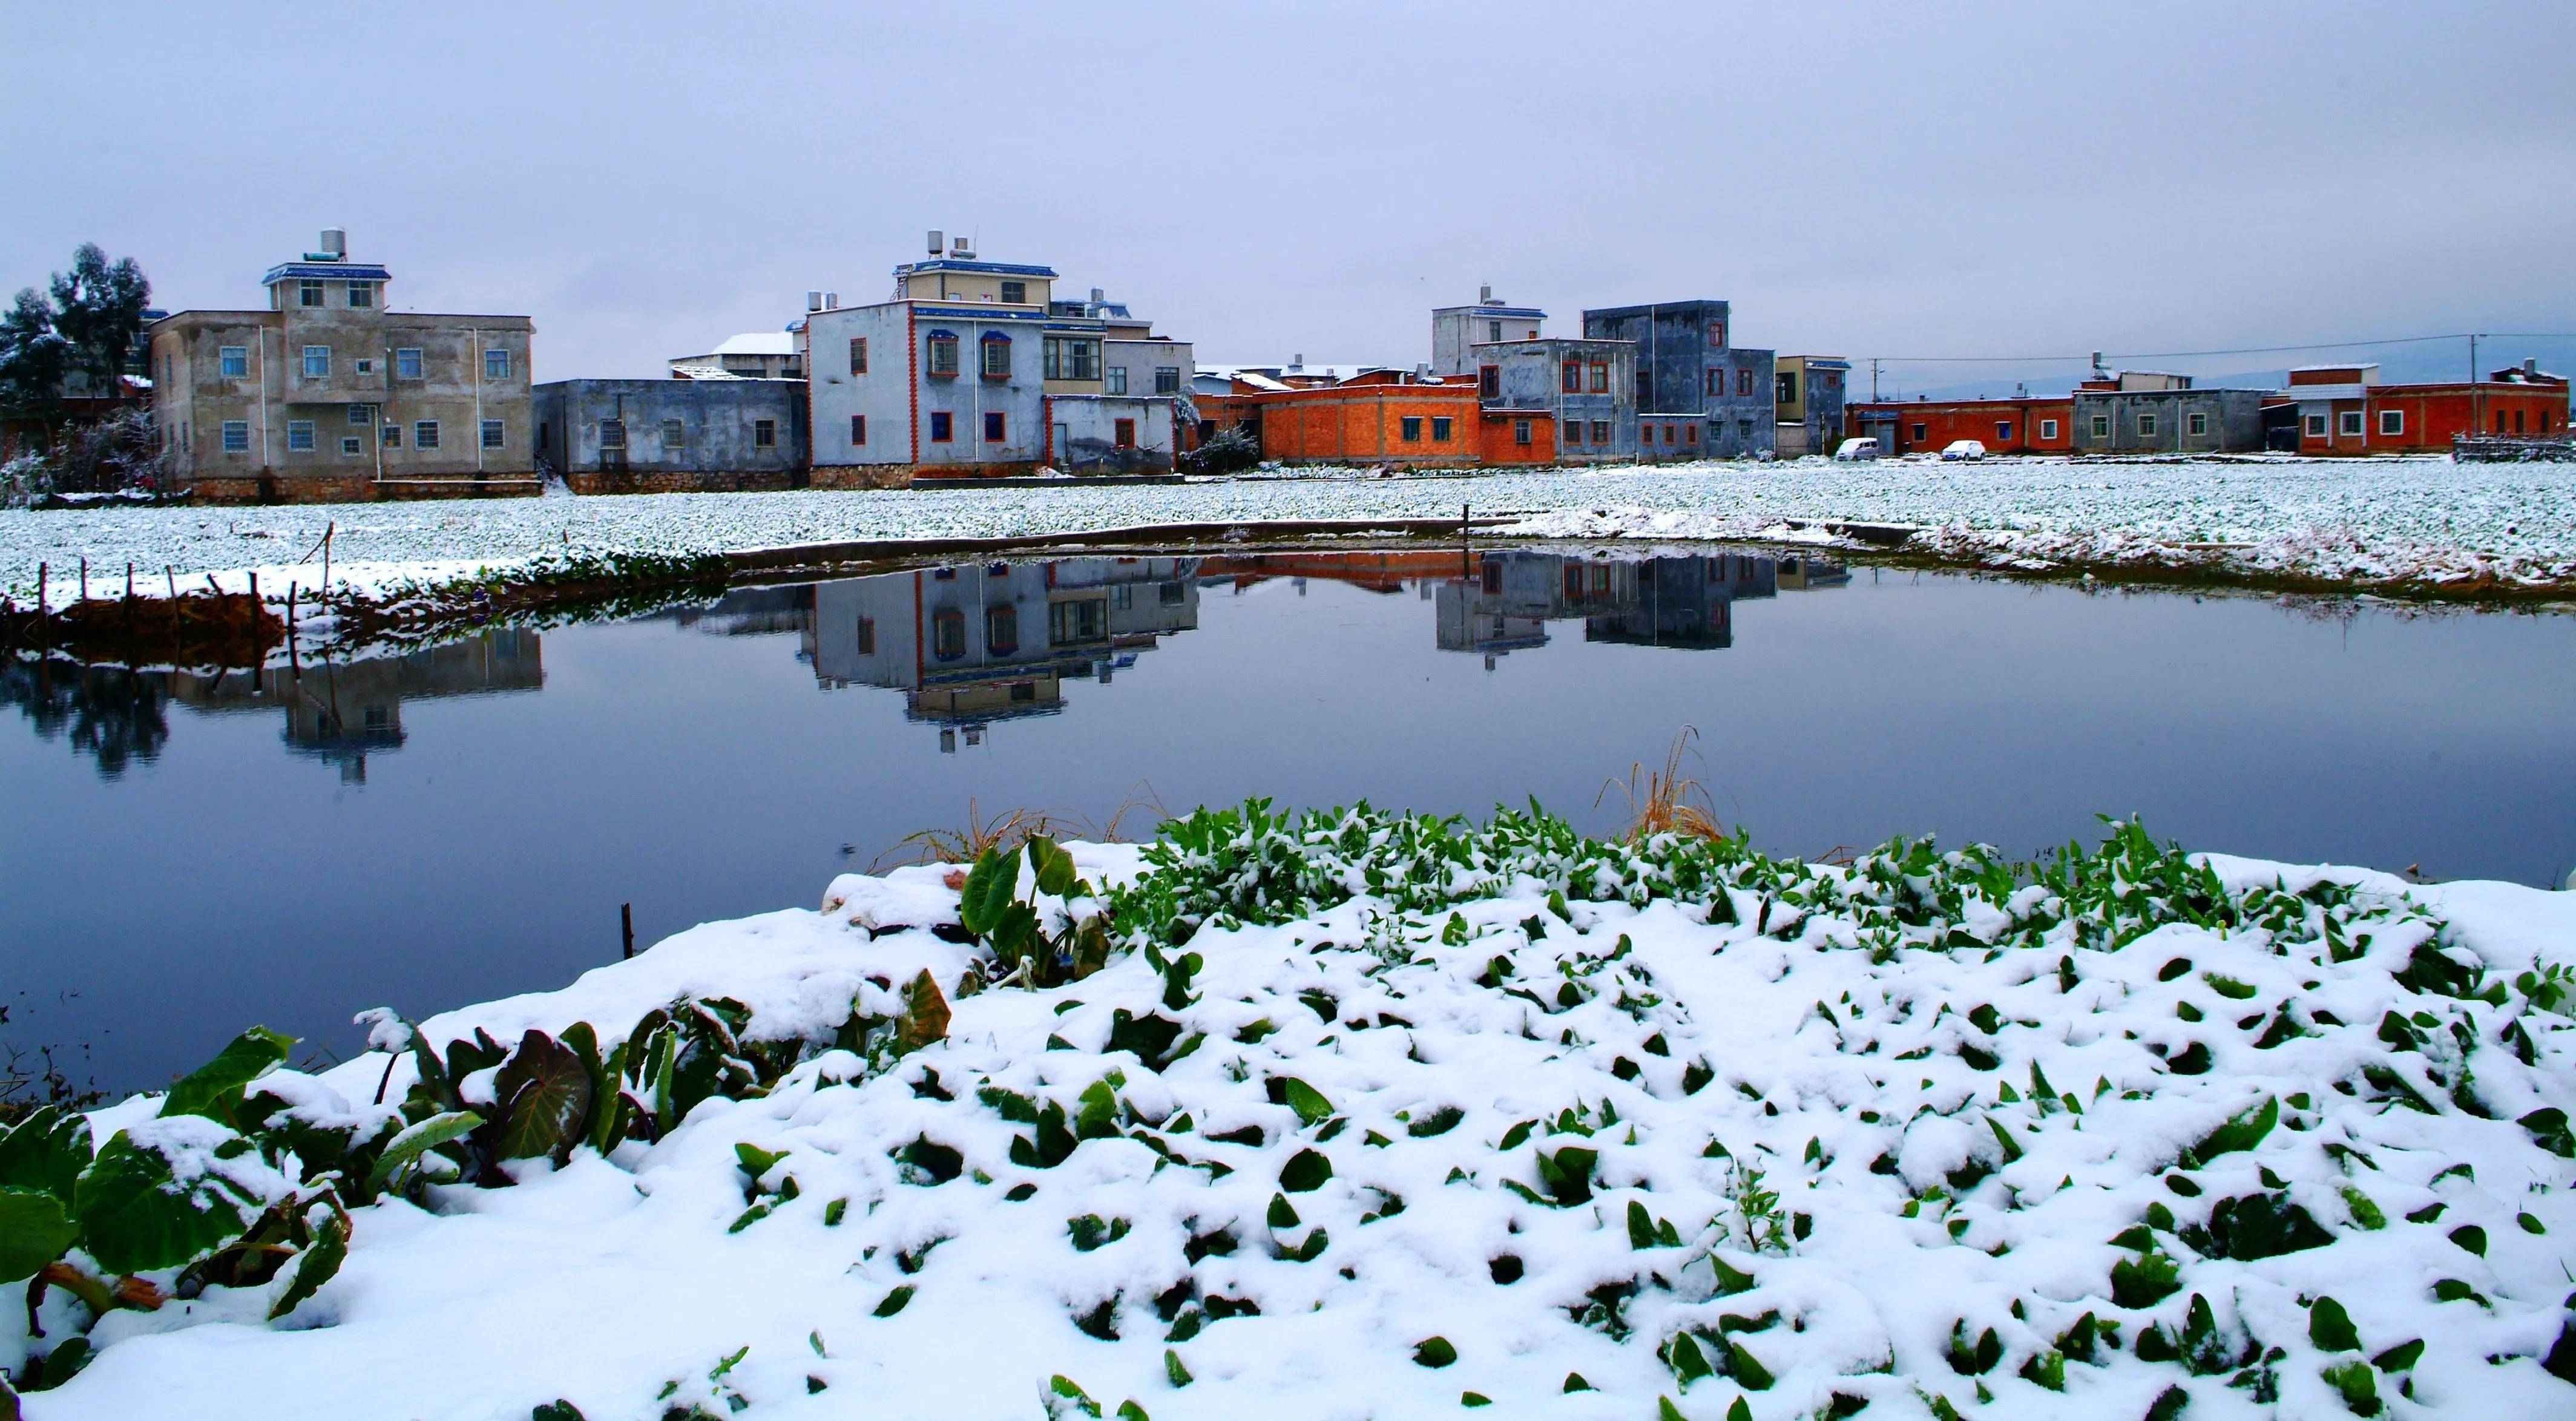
<box><xmin>1199</xmin><ymin>363</ymin><xmax>1370</xmax><ymax>386</ymax></box>
<box><xmin>669</xmin><ymin>365</ymin><xmax>744</xmax><ymax>381</ymax></box>
<box><xmin>708</xmin><ymin>332</ymin><xmax>797</xmax><ymax>358</ymax></box>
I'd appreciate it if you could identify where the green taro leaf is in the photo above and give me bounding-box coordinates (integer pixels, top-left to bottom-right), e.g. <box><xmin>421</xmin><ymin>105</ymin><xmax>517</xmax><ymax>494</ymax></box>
<box><xmin>0</xmin><ymin>1106</ymin><xmax>93</xmax><ymax>1205</ymax></box>
<box><xmin>0</xmin><ymin>1186</ymin><xmax>79</xmax><ymax>1282</ymax></box>
<box><xmin>959</xmin><ymin>845</ymin><xmax>1023</xmax><ymax>938</ymax></box>
<box><xmin>367</xmin><ymin>1109</ymin><xmax>484</xmax><ymax>1193</ymax></box>
<box><xmin>1280</xmin><ymin>1149</ymin><xmax>1333</xmax><ymax>1193</ymax></box>
<box><xmin>735</xmin><ymin>1142</ymin><xmax>790</xmax><ymax>1182</ymax></box>
<box><xmin>2520</xmin><ymin>1107</ymin><xmax>2575</xmax><ymax>1158</ymax></box>
<box><xmin>1027</xmin><ymin>835</ymin><xmax>1082</xmax><ymax>898</ymax></box>
<box><xmin>2179</xmin><ymin>1096</ymin><xmax>2278</xmax><ymax>1170</ymax></box>
<box><xmin>1407</xmin><ymin>1106</ymin><xmax>1464</xmax><ymax>1138</ymax></box>
<box><xmin>159</xmin><ymin>1026</ymin><xmax>295</xmax><ymax>1123</ymax></box>
<box><xmin>73</xmin><ymin>1127</ymin><xmax>255</xmax><ymax>1275</ymax></box>
<box><xmin>2309</xmin><ymin>1296</ymin><xmax>2360</xmax><ymax>1352</ymax></box>
<box><xmin>1278</xmin><ymin>1077</ymin><xmax>1335</xmax><ymax>1127</ymax></box>
<box><xmin>2373</xmin><ymin>1338</ymin><xmax>2425</xmax><ymax>1373</ymax></box>
<box><xmin>491</xmin><ymin>1030</ymin><xmax>594</xmax><ymax>1162</ymax></box>
<box><xmin>266</xmin><ymin>1209</ymin><xmax>350</xmax><ymax>1319</ymax></box>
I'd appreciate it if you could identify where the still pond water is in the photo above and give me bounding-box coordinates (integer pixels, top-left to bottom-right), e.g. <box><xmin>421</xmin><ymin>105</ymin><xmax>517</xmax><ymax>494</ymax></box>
<box><xmin>8</xmin><ymin>546</ymin><xmax>2574</xmax><ymax>1091</ymax></box>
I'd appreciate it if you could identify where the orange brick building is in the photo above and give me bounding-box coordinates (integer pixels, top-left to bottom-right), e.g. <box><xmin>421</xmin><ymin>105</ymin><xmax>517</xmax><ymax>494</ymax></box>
<box><xmin>1250</xmin><ymin>383</ymin><xmax>1556</xmax><ymax>466</ymax></box>
<box><xmin>2284</xmin><ymin>363</ymin><xmax>2568</xmax><ymax>455</ymax></box>
<box><xmin>1848</xmin><ymin>396</ymin><xmax>2077</xmax><ymax>455</ymax></box>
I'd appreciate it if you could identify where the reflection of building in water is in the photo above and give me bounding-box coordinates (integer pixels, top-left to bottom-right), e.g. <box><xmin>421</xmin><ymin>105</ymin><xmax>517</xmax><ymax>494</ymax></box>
<box><xmin>803</xmin><ymin>558</ymin><xmax>1199</xmax><ymax>747</ymax></box>
<box><xmin>671</xmin><ymin>584</ymin><xmax>816</xmax><ymax>637</ymax></box>
<box><xmin>1435</xmin><ymin>550</ymin><xmax>1806</xmax><ymax>658</ymax></box>
<box><xmin>1</xmin><ymin>659</ymin><xmax>171</xmax><ymax>779</ymax></box>
<box><xmin>1773</xmin><ymin>555</ymin><xmax>1850</xmax><ymax>591</ymax></box>
<box><xmin>169</xmin><ymin>630</ymin><xmax>544</xmax><ymax>783</ymax></box>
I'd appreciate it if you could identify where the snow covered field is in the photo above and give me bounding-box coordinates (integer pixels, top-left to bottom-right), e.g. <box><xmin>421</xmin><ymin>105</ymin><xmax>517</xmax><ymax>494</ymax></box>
<box><xmin>5</xmin><ymin>456</ymin><xmax>2575</xmax><ymax>608</ymax></box>
<box><xmin>12</xmin><ymin>809</ymin><xmax>2574</xmax><ymax>1419</ymax></box>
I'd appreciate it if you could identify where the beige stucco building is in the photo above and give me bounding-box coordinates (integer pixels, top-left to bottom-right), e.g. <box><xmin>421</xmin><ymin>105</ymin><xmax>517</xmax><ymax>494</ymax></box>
<box><xmin>148</xmin><ymin>229</ymin><xmax>536</xmax><ymax>502</ymax></box>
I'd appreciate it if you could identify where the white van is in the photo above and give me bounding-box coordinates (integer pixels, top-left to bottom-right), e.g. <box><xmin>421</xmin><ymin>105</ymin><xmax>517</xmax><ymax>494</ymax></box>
<box><xmin>1832</xmin><ymin>437</ymin><xmax>1880</xmax><ymax>461</ymax></box>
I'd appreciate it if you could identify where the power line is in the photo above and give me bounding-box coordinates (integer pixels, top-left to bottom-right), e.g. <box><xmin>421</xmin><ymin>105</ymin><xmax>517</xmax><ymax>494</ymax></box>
<box><xmin>1862</xmin><ymin>331</ymin><xmax>2576</xmax><ymax>365</ymax></box>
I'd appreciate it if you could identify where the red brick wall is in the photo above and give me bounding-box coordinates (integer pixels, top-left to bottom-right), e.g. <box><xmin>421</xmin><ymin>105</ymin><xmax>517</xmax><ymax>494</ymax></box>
<box><xmin>2295</xmin><ymin>384</ymin><xmax>2569</xmax><ymax>454</ymax></box>
<box><xmin>1477</xmin><ymin>410</ymin><xmax>1558</xmax><ymax>464</ymax></box>
<box><xmin>1255</xmin><ymin>388</ymin><xmax>1485</xmax><ymax>464</ymax></box>
<box><xmin>1849</xmin><ymin>399</ymin><xmax>2074</xmax><ymax>454</ymax></box>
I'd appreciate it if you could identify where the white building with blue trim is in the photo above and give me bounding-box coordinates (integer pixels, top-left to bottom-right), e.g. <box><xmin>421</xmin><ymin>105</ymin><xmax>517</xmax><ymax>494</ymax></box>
<box><xmin>803</xmin><ymin>233</ymin><xmax>1191</xmax><ymax>484</ymax></box>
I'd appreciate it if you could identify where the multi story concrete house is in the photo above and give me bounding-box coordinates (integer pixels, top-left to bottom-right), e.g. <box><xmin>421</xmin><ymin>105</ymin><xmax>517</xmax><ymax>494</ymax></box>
<box><xmin>1430</xmin><ymin>287</ymin><xmax>1546</xmax><ymax>376</ymax></box>
<box><xmin>1474</xmin><ymin>338</ymin><xmax>1637</xmax><ymax>462</ymax></box>
<box><xmin>533</xmin><ymin>377</ymin><xmax>809</xmax><ymax>493</ymax></box>
<box><xmin>803</xmin><ymin>234</ymin><xmax>1190</xmax><ymax>483</ymax></box>
<box><xmin>1582</xmin><ymin>300</ymin><xmax>1776</xmax><ymax>460</ymax></box>
<box><xmin>1427</xmin><ymin>292</ymin><xmax>1640</xmax><ymax>462</ymax></box>
<box><xmin>1773</xmin><ymin>356</ymin><xmax>1850</xmax><ymax>457</ymax></box>
<box><xmin>146</xmin><ymin>229</ymin><xmax>534</xmax><ymax>502</ymax></box>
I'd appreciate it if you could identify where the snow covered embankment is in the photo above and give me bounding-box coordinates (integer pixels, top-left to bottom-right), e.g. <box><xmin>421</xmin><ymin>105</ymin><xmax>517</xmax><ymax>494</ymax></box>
<box><xmin>14</xmin><ymin>810</ymin><xmax>2576</xmax><ymax>1420</ymax></box>
<box><xmin>1503</xmin><ymin>509</ymin><xmax>2576</xmax><ymax>593</ymax></box>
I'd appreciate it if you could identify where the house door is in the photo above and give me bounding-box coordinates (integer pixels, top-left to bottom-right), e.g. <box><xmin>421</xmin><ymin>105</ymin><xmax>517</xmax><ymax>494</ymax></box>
<box><xmin>1053</xmin><ymin>423</ymin><xmax>1070</xmax><ymax>465</ymax></box>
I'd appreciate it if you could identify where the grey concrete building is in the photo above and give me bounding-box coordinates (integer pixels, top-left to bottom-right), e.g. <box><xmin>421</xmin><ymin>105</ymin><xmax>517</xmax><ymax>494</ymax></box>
<box><xmin>1581</xmin><ymin>300</ymin><xmax>1776</xmax><ymax>460</ymax></box>
<box><xmin>147</xmin><ymin>228</ymin><xmax>535</xmax><ymax>503</ymax></box>
<box><xmin>1473</xmin><ymin>338</ymin><xmax>1638</xmax><ymax>462</ymax></box>
<box><xmin>1050</xmin><ymin>394</ymin><xmax>1177</xmax><ymax>473</ymax></box>
<box><xmin>1430</xmin><ymin>289</ymin><xmax>1546</xmax><ymax>376</ymax></box>
<box><xmin>2069</xmin><ymin>373</ymin><xmax>2266</xmax><ymax>454</ymax></box>
<box><xmin>533</xmin><ymin>378</ymin><xmax>809</xmax><ymax>493</ymax></box>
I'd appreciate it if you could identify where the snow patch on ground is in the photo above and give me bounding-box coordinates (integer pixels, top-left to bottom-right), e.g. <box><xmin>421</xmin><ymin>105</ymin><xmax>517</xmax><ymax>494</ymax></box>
<box><xmin>6</xmin><ymin>457</ymin><xmax>2573</xmax><ymax>607</ymax></box>
<box><xmin>31</xmin><ymin>833</ymin><xmax>2576</xmax><ymax>1420</ymax></box>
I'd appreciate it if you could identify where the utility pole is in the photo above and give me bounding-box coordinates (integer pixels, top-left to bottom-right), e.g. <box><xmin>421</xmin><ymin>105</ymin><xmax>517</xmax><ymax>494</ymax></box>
<box><xmin>2470</xmin><ymin>334</ymin><xmax>2482</xmax><ymax>438</ymax></box>
<box><xmin>1870</xmin><ymin>358</ymin><xmax>1880</xmax><ymax>402</ymax></box>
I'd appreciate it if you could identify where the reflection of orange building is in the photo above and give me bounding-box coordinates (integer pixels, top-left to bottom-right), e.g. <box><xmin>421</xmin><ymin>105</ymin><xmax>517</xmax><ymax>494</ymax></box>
<box><xmin>1250</xmin><ymin>383</ymin><xmax>1554</xmax><ymax>466</ymax></box>
<box><xmin>1199</xmin><ymin>549</ymin><xmax>1473</xmax><ymax>593</ymax></box>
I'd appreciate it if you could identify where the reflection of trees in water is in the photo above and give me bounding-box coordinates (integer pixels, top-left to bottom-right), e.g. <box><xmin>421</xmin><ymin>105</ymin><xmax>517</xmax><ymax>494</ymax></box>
<box><xmin>1</xmin><ymin>657</ymin><xmax>169</xmax><ymax>778</ymax></box>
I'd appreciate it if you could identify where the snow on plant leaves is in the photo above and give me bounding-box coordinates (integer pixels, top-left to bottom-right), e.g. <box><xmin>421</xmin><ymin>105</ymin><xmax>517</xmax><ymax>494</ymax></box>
<box><xmin>25</xmin><ymin>806</ymin><xmax>2576</xmax><ymax>1417</ymax></box>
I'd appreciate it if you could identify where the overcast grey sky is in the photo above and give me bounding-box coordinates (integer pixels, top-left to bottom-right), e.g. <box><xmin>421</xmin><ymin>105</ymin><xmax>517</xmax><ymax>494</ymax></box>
<box><xmin>8</xmin><ymin>2</ymin><xmax>2574</xmax><ymax>390</ymax></box>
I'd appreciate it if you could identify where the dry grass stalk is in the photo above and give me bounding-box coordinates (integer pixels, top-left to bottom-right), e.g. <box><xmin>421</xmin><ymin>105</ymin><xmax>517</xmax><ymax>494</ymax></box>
<box><xmin>878</xmin><ymin>782</ymin><xmax>1169</xmax><ymax>870</ymax></box>
<box><xmin>1599</xmin><ymin>726</ymin><xmax>1732</xmax><ymax>844</ymax></box>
